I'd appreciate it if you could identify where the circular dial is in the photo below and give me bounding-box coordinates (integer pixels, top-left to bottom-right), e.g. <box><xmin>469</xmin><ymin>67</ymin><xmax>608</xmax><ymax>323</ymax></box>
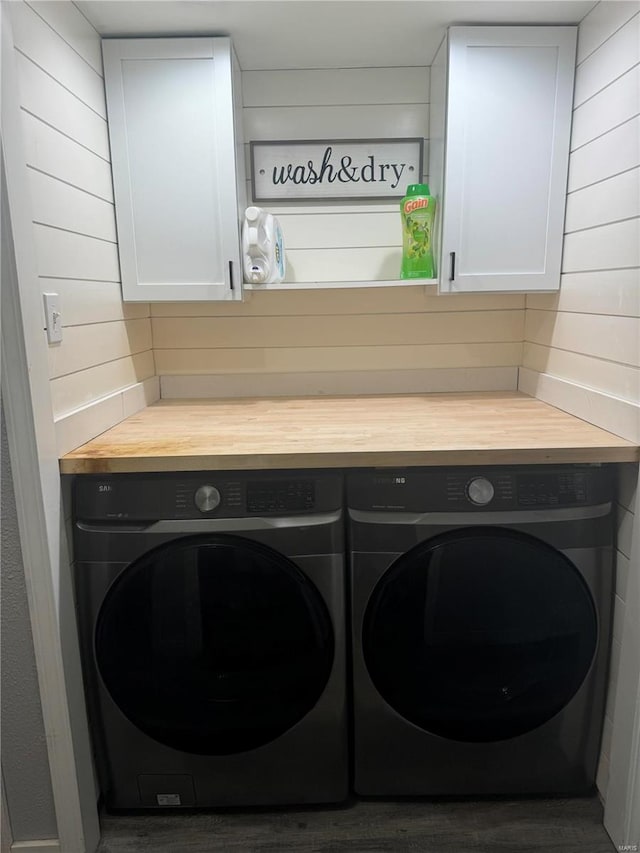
<box><xmin>466</xmin><ymin>477</ymin><xmax>495</xmax><ymax>506</ymax></box>
<box><xmin>194</xmin><ymin>484</ymin><xmax>221</xmax><ymax>513</ymax></box>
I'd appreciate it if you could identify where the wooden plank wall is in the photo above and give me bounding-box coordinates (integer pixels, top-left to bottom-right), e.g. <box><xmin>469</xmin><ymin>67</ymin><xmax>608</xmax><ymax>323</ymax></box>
<box><xmin>8</xmin><ymin>0</ymin><xmax>158</xmax><ymax>454</ymax></box>
<box><xmin>157</xmin><ymin>66</ymin><xmax>523</xmax><ymax>396</ymax></box>
<box><xmin>242</xmin><ymin>67</ymin><xmax>428</xmax><ymax>284</ymax></box>
<box><xmin>520</xmin><ymin>2</ymin><xmax>640</xmax><ymax>442</ymax></box>
<box><xmin>519</xmin><ymin>0</ymin><xmax>640</xmax><ymax>807</ymax></box>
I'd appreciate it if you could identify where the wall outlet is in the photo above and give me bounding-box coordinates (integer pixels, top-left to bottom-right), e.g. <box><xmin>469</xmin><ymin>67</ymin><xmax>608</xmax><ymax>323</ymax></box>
<box><xmin>43</xmin><ymin>293</ymin><xmax>63</xmax><ymax>343</ymax></box>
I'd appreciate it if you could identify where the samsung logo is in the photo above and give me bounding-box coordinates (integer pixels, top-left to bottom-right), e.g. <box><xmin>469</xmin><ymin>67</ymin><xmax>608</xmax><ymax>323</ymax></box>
<box><xmin>374</xmin><ymin>475</ymin><xmax>407</xmax><ymax>486</ymax></box>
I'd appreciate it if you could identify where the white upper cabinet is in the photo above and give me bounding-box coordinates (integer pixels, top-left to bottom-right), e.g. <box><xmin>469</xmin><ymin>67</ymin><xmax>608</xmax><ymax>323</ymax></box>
<box><xmin>431</xmin><ymin>27</ymin><xmax>577</xmax><ymax>293</ymax></box>
<box><xmin>102</xmin><ymin>38</ymin><xmax>246</xmax><ymax>301</ymax></box>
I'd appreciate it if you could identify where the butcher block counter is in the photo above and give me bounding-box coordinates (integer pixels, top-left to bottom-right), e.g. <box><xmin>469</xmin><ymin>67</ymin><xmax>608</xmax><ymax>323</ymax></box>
<box><xmin>59</xmin><ymin>392</ymin><xmax>639</xmax><ymax>474</ymax></box>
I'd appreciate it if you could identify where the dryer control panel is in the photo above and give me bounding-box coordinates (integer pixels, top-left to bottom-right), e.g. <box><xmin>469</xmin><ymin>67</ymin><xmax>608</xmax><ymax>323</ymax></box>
<box><xmin>347</xmin><ymin>465</ymin><xmax>612</xmax><ymax>512</ymax></box>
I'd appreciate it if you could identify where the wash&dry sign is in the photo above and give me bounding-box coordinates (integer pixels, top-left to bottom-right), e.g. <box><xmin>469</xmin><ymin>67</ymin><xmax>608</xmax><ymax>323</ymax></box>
<box><xmin>250</xmin><ymin>139</ymin><xmax>424</xmax><ymax>202</ymax></box>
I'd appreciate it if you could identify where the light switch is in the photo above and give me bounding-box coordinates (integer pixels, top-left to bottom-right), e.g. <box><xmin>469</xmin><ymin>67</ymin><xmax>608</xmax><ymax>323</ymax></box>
<box><xmin>43</xmin><ymin>292</ymin><xmax>63</xmax><ymax>343</ymax></box>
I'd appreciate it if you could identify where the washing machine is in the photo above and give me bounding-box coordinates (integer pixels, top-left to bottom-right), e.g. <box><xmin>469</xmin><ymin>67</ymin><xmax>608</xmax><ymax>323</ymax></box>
<box><xmin>72</xmin><ymin>470</ymin><xmax>348</xmax><ymax>809</ymax></box>
<box><xmin>347</xmin><ymin>464</ymin><xmax>614</xmax><ymax>796</ymax></box>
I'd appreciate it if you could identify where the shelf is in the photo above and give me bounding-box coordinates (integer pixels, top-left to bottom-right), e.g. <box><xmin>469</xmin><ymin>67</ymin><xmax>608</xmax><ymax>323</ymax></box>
<box><xmin>242</xmin><ymin>278</ymin><xmax>439</xmax><ymax>291</ymax></box>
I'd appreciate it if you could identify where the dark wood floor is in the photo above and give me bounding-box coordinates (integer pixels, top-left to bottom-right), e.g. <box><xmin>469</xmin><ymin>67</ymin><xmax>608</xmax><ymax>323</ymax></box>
<box><xmin>98</xmin><ymin>796</ymin><xmax>615</xmax><ymax>852</ymax></box>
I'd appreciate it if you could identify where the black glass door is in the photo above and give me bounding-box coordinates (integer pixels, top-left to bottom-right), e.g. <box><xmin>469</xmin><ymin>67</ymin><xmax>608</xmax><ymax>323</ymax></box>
<box><xmin>96</xmin><ymin>535</ymin><xmax>334</xmax><ymax>754</ymax></box>
<box><xmin>363</xmin><ymin>527</ymin><xmax>597</xmax><ymax>742</ymax></box>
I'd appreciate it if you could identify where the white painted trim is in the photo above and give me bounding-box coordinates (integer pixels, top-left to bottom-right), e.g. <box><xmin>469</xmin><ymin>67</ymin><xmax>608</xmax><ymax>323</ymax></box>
<box><xmin>519</xmin><ymin>361</ymin><xmax>640</xmax><ymax>848</ymax></box>
<box><xmin>55</xmin><ymin>376</ymin><xmax>160</xmax><ymax>456</ymax></box>
<box><xmin>11</xmin><ymin>842</ymin><xmax>61</xmax><ymax>853</ymax></box>
<box><xmin>160</xmin><ymin>367</ymin><xmax>518</xmax><ymax>399</ymax></box>
<box><xmin>1</xmin><ymin>10</ymin><xmax>99</xmax><ymax>853</ymax></box>
<box><xmin>517</xmin><ymin>368</ymin><xmax>640</xmax><ymax>444</ymax></box>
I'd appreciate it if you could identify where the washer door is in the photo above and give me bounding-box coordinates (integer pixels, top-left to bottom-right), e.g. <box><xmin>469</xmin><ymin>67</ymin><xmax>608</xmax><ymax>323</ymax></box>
<box><xmin>363</xmin><ymin>527</ymin><xmax>598</xmax><ymax>742</ymax></box>
<box><xmin>95</xmin><ymin>535</ymin><xmax>334</xmax><ymax>755</ymax></box>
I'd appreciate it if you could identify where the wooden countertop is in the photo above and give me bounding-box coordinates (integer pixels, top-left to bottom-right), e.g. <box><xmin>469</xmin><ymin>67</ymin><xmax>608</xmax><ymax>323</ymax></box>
<box><xmin>59</xmin><ymin>392</ymin><xmax>639</xmax><ymax>474</ymax></box>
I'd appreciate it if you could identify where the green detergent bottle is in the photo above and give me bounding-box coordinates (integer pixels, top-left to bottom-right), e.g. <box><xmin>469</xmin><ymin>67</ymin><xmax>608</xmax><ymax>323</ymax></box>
<box><xmin>400</xmin><ymin>183</ymin><xmax>436</xmax><ymax>279</ymax></box>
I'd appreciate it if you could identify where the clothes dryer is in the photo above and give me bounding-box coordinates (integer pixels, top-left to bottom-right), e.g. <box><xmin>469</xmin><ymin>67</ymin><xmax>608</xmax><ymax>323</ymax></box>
<box><xmin>73</xmin><ymin>470</ymin><xmax>347</xmax><ymax>809</ymax></box>
<box><xmin>347</xmin><ymin>465</ymin><xmax>614</xmax><ymax>796</ymax></box>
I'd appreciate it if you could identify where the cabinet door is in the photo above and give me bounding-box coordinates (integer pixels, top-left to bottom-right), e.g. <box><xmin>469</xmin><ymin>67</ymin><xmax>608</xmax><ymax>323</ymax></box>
<box><xmin>103</xmin><ymin>38</ymin><xmax>244</xmax><ymax>302</ymax></box>
<box><xmin>439</xmin><ymin>27</ymin><xmax>576</xmax><ymax>293</ymax></box>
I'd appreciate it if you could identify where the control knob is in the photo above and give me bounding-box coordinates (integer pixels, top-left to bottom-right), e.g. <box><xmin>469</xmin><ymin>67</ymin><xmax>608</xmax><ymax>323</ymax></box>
<box><xmin>194</xmin><ymin>484</ymin><xmax>221</xmax><ymax>513</ymax></box>
<box><xmin>466</xmin><ymin>477</ymin><xmax>495</xmax><ymax>506</ymax></box>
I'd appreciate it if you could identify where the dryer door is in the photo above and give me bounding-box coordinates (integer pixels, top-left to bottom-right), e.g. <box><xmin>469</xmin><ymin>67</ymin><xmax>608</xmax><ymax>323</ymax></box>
<box><xmin>95</xmin><ymin>534</ymin><xmax>334</xmax><ymax>754</ymax></box>
<box><xmin>363</xmin><ymin>527</ymin><xmax>598</xmax><ymax>742</ymax></box>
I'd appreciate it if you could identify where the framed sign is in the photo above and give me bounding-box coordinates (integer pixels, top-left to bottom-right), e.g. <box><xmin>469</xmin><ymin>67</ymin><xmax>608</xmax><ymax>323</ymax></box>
<box><xmin>250</xmin><ymin>138</ymin><xmax>424</xmax><ymax>202</ymax></box>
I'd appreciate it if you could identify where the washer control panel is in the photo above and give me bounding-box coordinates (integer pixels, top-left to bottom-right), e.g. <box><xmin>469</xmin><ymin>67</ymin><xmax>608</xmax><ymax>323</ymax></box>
<box><xmin>74</xmin><ymin>472</ymin><xmax>341</xmax><ymax>521</ymax></box>
<box><xmin>247</xmin><ymin>480</ymin><xmax>315</xmax><ymax>514</ymax></box>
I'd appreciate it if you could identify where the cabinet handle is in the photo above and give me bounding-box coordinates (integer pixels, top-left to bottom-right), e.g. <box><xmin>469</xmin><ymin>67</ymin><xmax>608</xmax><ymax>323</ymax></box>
<box><xmin>228</xmin><ymin>260</ymin><xmax>235</xmax><ymax>291</ymax></box>
<box><xmin>449</xmin><ymin>252</ymin><xmax>456</xmax><ymax>282</ymax></box>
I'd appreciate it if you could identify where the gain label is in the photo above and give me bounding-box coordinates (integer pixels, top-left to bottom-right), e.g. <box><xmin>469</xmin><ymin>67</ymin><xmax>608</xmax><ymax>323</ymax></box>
<box><xmin>400</xmin><ymin>184</ymin><xmax>436</xmax><ymax>280</ymax></box>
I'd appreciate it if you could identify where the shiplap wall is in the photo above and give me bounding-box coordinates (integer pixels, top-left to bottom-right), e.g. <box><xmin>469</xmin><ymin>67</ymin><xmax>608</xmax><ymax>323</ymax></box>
<box><xmin>520</xmin><ymin>1</ymin><xmax>640</xmax><ymax>440</ymax></box>
<box><xmin>157</xmin><ymin>67</ymin><xmax>523</xmax><ymax>396</ymax></box>
<box><xmin>9</xmin><ymin>0</ymin><xmax>159</xmax><ymax>455</ymax></box>
<box><xmin>243</xmin><ymin>67</ymin><xmax>428</xmax><ymax>284</ymax></box>
<box><xmin>519</xmin><ymin>0</ymin><xmax>640</xmax><ymax>810</ymax></box>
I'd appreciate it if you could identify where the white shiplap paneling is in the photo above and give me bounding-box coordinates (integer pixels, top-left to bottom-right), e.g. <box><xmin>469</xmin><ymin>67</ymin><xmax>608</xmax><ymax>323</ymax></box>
<box><xmin>573</xmin><ymin>11</ymin><xmax>639</xmax><ymax>107</ymax></box>
<box><xmin>33</xmin><ymin>224</ymin><xmax>120</xmax><ymax>282</ymax></box>
<box><xmin>15</xmin><ymin>50</ymin><xmax>110</xmax><ymax>159</ymax></box>
<box><xmin>242</xmin><ymin>67</ymin><xmax>430</xmax><ymax>107</ymax></box>
<box><xmin>518</xmin><ymin>368</ymin><xmax>640</xmax><ymax>444</ymax></box>
<box><xmin>150</xmin><ymin>288</ymin><xmax>525</xmax><ymax>317</ymax></box>
<box><xmin>54</xmin><ymin>376</ymin><xmax>160</xmax><ymax>457</ymax></box>
<box><xmin>564</xmin><ymin>168</ymin><xmax>640</xmax><ymax>233</ymax></box>
<box><xmin>12</xmin><ymin>0</ymin><xmax>152</xmax><ymax>453</ymax></box>
<box><xmin>10</xmin><ymin>1</ymin><xmax>105</xmax><ymax>115</ymax></box>
<box><xmin>47</xmin><ymin>318</ymin><xmax>152</xmax><ymax>380</ymax></box>
<box><xmin>284</xmin><ymin>247</ymin><xmax>402</xmax><ymax>282</ymax></box>
<box><xmin>525</xmin><ymin>309</ymin><xmax>639</xmax><ymax>366</ymax></box>
<box><xmin>239</xmin><ymin>66</ymin><xmax>429</xmax><ymax>288</ymax></box>
<box><xmin>567</xmin><ymin>115</ymin><xmax>639</xmax><ymax>192</ymax></box>
<box><xmin>155</xmin><ymin>62</ymin><xmax>510</xmax><ymax>387</ymax></box>
<box><xmin>49</xmin><ymin>351</ymin><xmax>155</xmax><ymax>417</ymax></box>
<box><xmin>25</xmin><ymin>0</ymin><xmax>103</xmax><ymax>73</ymax></box>
<box><xmin>570</xmin><ymin>64</ymin><xmax>640</xmax><ymax>151</ymax></box>
<box><xmin>526</xmin><ymin>269</ymin><xmax>640</xmax><ymax>317</ymax></box>
<box><xmin>576</xmin><ymin>1</ymin><xmax>639</xmax><ymax>63</ymax></box>
<box><xmin>160</xmin><ymin>367</ymin><xmax>518</xmax><ymax>399</ymax></box>
<box><xmin>27</xmin><ymin>168</ymin><xmax>117</xmax><ymax>241</ymax></box>
<box><xmin>521</xmin><ymin>3</ymin><xmax>640</xmax><ymax>818</ymax></box>
<box><xmin>561</xmin><ymin>219</ymin><xmax>640</xmax><ymax>274</ymax></box>
<box><xmin>42</xmin><ymin>279</ymin><xmax>148</xmax><ymax>326</ymax></box>
<box><xmin>522</xmin><ymin>342</ymin><xmax>640</xmax><ymax>399</ymax></box>
<box><xmin>244</xmin><ymin>104</ymin><xmax>428</xmax><ymax>142</ymax></box>
<box><xmin>276</xmin><ymin>211</ymin><xmax>400</xmax><ymax>249</ymax></box>
<box><xmin>21</xmin><ymin>111</ymin><xmax>114</xmax><ymax>201</ymax></box>
<box><xmin>152</xmin><ymin>310</ymin><xmax>523</xmax><ymax>350</ymax></box>
<box><xmin>154</xmin><ymin>342</ymin><xmax>523</xmax><ymax>377</ymax></box>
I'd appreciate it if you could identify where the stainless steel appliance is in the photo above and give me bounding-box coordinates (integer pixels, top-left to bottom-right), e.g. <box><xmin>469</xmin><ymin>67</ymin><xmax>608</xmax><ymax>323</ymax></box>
<box><xmin>347</xmin><ymin>464</ymin><xmax>614</xmax><ymax>796</ymax></box>
<box><xmin>73</xmin><ymin>470</ymin><xmax>347</xmax><ymax>809</ymax></box>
